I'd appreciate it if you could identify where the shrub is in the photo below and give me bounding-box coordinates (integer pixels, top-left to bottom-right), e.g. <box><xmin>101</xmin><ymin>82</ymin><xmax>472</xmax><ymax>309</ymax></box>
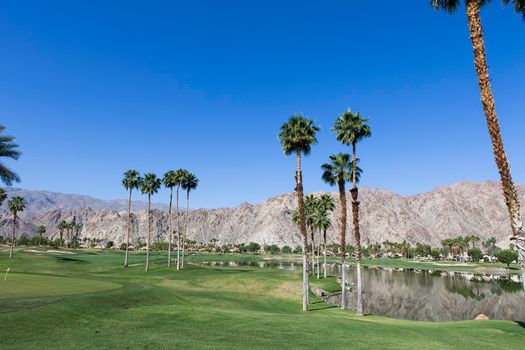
<box><xmin>468</xmin><ymin>248</ymin><xmax>483</xmax><ymax>262</ymax></box>
<box><xmin>293</xmin><ymin>245</ymin><xmax>302</xmax><ymax>254</ymax></box>
<box><xmin>264</xmin><ymin>244</ymin><xmax>280</xmax><ymax>255</ymax></box>
<box><xmin>281</xmin><ymin>245</ymin><xmax>292</xmax><ymax>254</ymax></box>
<box><xmin>496</xmin><ymin>249</ymin><xmax>519</xmax><ymax>268</ymax></box>
<box><xmin>430</xmin><ymin>248</ymin><xmax>441</xmax><ymax>261</ymax></box>
<box><xmin>16</xmin><ymin>235</ymin><xmax>29</xmax><ymax>246</ymax></box>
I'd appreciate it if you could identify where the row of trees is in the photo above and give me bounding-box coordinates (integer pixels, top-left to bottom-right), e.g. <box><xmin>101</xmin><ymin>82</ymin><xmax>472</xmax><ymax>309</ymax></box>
<box><xmin>121</xmin><ymin>169</ymin><xmax>199</xmax><ymax>272</ymax></box>
<box><xmin>279</xmin><ymin>108</ymin><xmax>370</xmax><ymax>312</ymax></box>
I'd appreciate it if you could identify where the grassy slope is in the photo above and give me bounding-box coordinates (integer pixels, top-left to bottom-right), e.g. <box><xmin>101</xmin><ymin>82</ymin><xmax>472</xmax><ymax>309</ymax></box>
<box><xmin>0</xmin><ymin>249</ymin><xmax>524</xmax><ymax>350</ymax></box>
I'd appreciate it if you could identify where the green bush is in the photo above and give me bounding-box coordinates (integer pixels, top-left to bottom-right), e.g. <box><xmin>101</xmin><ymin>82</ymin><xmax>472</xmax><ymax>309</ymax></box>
<box><xmin>496</xmin><ymin>249</ymin><xmax>519</xmax><ymax>268</ymax></box>
<box><xmin>281</xmin><ymin>245</ymin><xmax>292</xmax><ymax>254</ymax></box>
<box><xmin>264</xmin><ymin>244</ymin><xmax>280</xmax><ymax>255</ymax></box>
<box><xmin>468</xmin><ymin>248</ymin><xmax>483</xmax><ymax>262</ymax></box>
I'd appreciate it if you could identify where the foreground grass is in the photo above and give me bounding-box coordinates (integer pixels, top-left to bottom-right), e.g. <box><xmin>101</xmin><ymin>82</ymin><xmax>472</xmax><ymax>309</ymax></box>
<box><xmin>0</xmin><ymin>249</ymin><xmax>524</xmax><ymax>349</ymax></box>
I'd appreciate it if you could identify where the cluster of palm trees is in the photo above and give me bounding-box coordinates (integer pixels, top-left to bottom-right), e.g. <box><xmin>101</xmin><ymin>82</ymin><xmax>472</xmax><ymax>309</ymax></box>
<box><xmin>292</xmin><ymin>193</ymin><xmax>335</xmax><ymax>279</ymax></box>
<box><xmin>56</xmin><ymin>219</ymin><xmax>83</xmax><ymax>248</ymax></box>
<box><xmin>441</xmin><ymin>235</ymin><xmax>482</xmax><ymax>259</ymax></box>
<box><xmin>121</xmin><ymin>169</ymin><xmax>198</xmax><ymax>272</ymax></box>
<box><xmin>279</xmin><ymin>109</ymin><xmax>371</xmax><ymax>312</ymax></box>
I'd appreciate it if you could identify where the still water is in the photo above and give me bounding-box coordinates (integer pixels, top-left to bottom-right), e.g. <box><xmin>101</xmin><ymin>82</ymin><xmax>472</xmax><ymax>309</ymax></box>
<box><xmin>199</xmin><ymin>260</ymin><xmax>525</xmax><ymax>322</ymax></box>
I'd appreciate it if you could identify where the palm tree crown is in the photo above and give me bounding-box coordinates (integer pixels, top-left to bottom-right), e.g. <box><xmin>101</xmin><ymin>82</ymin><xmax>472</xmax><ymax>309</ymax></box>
<box><xmin>182</xmin><ymin>173</ymin><xmax>199</xmax><ymax>193</ymax></box>
<box><xmin>7</xmin><ymin>196</ymin><xmax>25</xmax><ymax>214</ymax></box>
<box><xmin>333</xmin><ymin>109</ymin><xmax>371</xmax><ymax>146</ymax></box>
<box><xmin>163</xmin><ymin>170</ymin><xmax>178</xmax><ymax>189</ymax></box>
<box><xmin>0</xmin><ymin>188</ymin><xmax>7</xmax><ymax>207</ymax></box>
<box><xmin>431</xmin><ymin>0</ymin><xmax>525</xmax><ymax>18</ymax></box>
<box><xmin>278</xmin><ymin>114</ymin><xmax>320</xmax><ymax>156</ymax></box>
<box><xmin>318</xmin><ymin>193</ymin><xmax>335</xmax><ymax>213</ymax></box>
<box><xmin>0</xmin><ymin>125</ymin><xmax>22</xmax><ymax>186</ymax></box>
<box><xmin>321</xmin><ymin>153</ymin><xmax>361</xmax><ymax>186</ymax></box>
<box><xmin>122</xmin><ymin>170</ymin><xmax>140</xmax><ymax>191</ymax></box>
<box><xmin>139</xmin><ymin>173</ymin><xmax>162</xmax><ymax>196</ymax></box>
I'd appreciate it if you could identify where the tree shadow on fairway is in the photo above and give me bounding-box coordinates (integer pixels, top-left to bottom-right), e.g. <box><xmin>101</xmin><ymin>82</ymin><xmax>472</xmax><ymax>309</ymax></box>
<box><xmin>53</xmin><ymin>256</ymin><xmax>88</xmax><ymax>263</ymax></box>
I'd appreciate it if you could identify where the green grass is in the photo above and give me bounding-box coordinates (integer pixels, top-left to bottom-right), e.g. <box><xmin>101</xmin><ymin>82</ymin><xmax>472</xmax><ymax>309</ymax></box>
<box><xmin>0</xmin><ymin>248</ymin><xmax>524</xmax><ymax>349</ymax></box>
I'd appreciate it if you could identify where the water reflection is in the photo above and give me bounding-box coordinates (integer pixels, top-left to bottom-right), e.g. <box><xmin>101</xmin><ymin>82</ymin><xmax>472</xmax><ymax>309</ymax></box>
<box><xmin>199</xmin><ymin>260</ymin><xmax>525</xmax><ymax>322</ymax></box>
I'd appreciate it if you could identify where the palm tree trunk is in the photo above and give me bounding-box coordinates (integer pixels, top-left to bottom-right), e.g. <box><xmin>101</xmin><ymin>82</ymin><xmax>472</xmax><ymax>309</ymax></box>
<box><xmin>9</xmin><ymin>212</ymin><xmax>16</xmax><ymax>258</ymax></box>
<box><xmin>316</xmin><ymin>235</ymin><xmax>320</xmax><ymax>279</ymax></box>
<box><xmin>182</xmin><ymin>191</ymin><xmax>189</xmax><ymax>269</ymax></box>
<box><xmin>124</xmin><ymin>189</ymin><xmax>131</xmax><ymax>268</ymax></box>
<box><xmin>465</xmin><ymin>1</ymin><xmax>524</xmax><ymax>269</ymax></box>
<box><xmin>323</xmin><ymin>228</ymin><xmax>327</xmax><ymax>278</ymax></box>
<box><xmin>351</xmin><ymin>141</ymin><xmax>364</xmax><ymax>316</ymax></box>
<box><xmin>310</xmin><ymin>227</ymin><xmax>315</xmax><ymax>275</ymax></box>
<box><xmin>338</xmin><ymin>178</ymin><xmax>347</xmax><ymax>309</ymax></box>
<box><xmin>296</xmin><ymin>151</ymin><xmax>309</xmax><ymax>311</ymax></box>
<box><xmin>176</xmin><ymin>185</ymin><xmax>181</xmax><ymax>271</ymax></box>
<box><xmin>146</xmin><ymin>194</ymin><xmax>151</xmax><ymax>272</ymax></box>
<box><xmin>168</xmin><ymin>188</ymin><xmax>173</xmax><ymax>267</ymax></box>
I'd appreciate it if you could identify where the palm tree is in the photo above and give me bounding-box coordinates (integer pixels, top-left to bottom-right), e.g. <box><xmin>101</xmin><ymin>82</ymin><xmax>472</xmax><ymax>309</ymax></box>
<box><xmin>279</xmin><ymin>114</ymin><xmax>319</xmax><ymax>311</ymax></box>
<box><xmin>0</xmin><ymin>125</ymin><xmax>21</xmax><ymax>186</ymax></box>
<box><xmin>181</xmin><ymin>172</ymin><xmax>199</xmax><ymax>269</ymax></box>
<box><xmin>138</xmin><ymin>173</ymin><xmax>161</xmax><ymax>272</ymax></box>
<box><xmin>318</xmin><ymin>193</ymin><xmax>335</xmax><ymax>278</ymax></box>
<box><xmin>321</xmin><ymin>153</ymin><xmax>361</xmax><ymax>309</ymax></box>
<box><xmin>162</xmin><ymin>170</ymin><xmax>178</xmax><ymax>267</ymax></box>
<box><xmin>174</xmin><ymin>169</ymin><xmax>189</xmax><ymax>270</ymax></box>
<box><xmin>333</xmin><ymin>109</ymin><xmax>370</xmax><ymax>316</ymax></box>
<box><xmin>7</xmin><ymin>196</ymin><xmax>25</xmax><ymax>258</ymax></box>
<box><xmin>0</xmin><ymin>188</ymin><xmax>7</xmax><ymax>207</ymax></box>
<box><xmin>57</xmin><ymin>220</ymin><xmax>67</xmax><ymax>249</ymax></box>
<box><xmin>430</xmin><ymin>0</ymin><xmax>525</xmax><ymax>268</ymax></box>
<box><xmin>305</xmin><ymin>194</ymin><xmax>318</xmax><ymax>274</ymax></box>
<box><xmin>122</xmin><ymin>170</ymin><xmax>140</xmax><ymax>267</ymax></box>
<box><xmin>37</xmin><ymin>226</ymin><xmax>46</xmax><ymax>247</ymax></box>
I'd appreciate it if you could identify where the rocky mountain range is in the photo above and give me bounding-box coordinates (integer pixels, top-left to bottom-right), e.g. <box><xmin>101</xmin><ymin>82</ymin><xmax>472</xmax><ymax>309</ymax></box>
<box><xmin>0</xmin><ymin>181</ymin><xmax>522</xmax><ymax>248</ymax></box>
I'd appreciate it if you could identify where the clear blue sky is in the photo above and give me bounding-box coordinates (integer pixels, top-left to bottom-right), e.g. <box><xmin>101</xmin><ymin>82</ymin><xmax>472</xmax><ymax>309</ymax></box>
<box><xmin>1</xmin><ymin>1</ymin><xmax>524</xmax><ymax>208</ymax></box>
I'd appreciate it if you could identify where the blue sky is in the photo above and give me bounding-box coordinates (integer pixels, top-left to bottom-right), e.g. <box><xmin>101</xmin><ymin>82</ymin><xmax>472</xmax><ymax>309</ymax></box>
<box><xmin>1</xmin><ymin>1</ymin><xmax>524</xmax><ymax>208</ymax></box>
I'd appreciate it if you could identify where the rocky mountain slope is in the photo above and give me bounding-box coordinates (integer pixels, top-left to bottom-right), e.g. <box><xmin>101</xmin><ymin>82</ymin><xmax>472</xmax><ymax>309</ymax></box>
<box><xmin>0</xmin><ymin>181</ymin><xmax>522</xmax><ymax>248</ymax></box>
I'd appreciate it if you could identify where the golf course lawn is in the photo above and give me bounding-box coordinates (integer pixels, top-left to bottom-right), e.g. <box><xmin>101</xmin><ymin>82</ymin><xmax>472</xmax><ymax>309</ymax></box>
<box><xmin>1</xmin><ymin>249</ymin><xmax>524</xmax><ymax>349</ymax></box>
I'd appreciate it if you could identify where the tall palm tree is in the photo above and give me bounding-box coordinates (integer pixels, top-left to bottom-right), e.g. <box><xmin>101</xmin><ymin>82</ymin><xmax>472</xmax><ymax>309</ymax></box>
<box><xmin>321</xmin><ymin>153</ymin><xmax>361</xmax><ymax>309</ymax></box>
<box><xmin>279</xmin><ymin>114</ymin><xmax>319</xmax><ymax>311</ymax></box>
<box><xmin>7</xmin><ymin>196</ymin><xmax>25</xmax><ymax>258</ymax></box>
<box><xmin>138</xmin><ymin>173</ymin><xmax>161</xmax><ymax>272</ymax></box>
<box><xmin>318</xmin><ymin>193</ymin><xmax>335</xmax><ymax>278</ymax></box>
<box><xmin>181</xmin><ymin>172</ymin><xmax>198</xmax><ymax>269</ymax></box>
<box><xmin>174</xmin><ymin>169</ymin><xmax>189</xmax><ymax>270</ymax></box>
<box><xmin>57</xmin><ymin>220</ymin><xmax>67</xmax><ymax>249</ymax></box>
<box><xmin>430</xmin><ymin>0</ymin><xmax>525</xmax><ymax>268</ymax></box>
<box><xmin>333</xmin><ymin>110</ymin><xmax>370</xmax><ymax>316</ymax></box>
<box><xmin>163</xmin><ymin>170</ymin><xmax>178</xmax><ymax>267</ymax></box>
<box><xmin>122</xmin><ymin>170</ymin><xmax>140</xmax><ymax>267</ymax></box>
<box><xmin>37</xmin><ymin>225</ymin><xmax>46</xmax><ymax>247</ymax></box>
<box><xmin>0</xmin><ymin>125</ymin><xmax>21</xmax><ymax>186</ymax></box>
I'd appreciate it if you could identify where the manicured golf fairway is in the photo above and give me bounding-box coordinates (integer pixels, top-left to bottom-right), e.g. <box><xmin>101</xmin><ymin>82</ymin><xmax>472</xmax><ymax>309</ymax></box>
<box><xmin>1</xmin><ymin>249</ymin><xmax>524</xmax><ymax>349</ymax></box>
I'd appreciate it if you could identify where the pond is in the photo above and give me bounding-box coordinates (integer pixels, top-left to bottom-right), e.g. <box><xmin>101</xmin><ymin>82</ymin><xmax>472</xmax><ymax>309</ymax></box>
<box><xmin>198</xmin><ymin>260</ymin><xmax>525</xmax><ymax>322</ymax></box>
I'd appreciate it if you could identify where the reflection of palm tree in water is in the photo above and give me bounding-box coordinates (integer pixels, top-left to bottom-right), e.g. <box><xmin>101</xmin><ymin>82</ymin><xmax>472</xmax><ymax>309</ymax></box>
<box><xmin>445</xmin><ymin>276</ymin><xmax>485</xmax><ymax>301</ymax></box>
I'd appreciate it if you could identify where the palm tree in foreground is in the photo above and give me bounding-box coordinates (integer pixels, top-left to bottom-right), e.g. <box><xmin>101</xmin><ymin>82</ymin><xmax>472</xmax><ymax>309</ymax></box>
<box><xmin>181</xmin><ymin>172</ymin><xmax>199</xmax><ymax>269</ymax></box>
<box><xmin>139</xmin><ymin>173</ymin><xmax>161</xmax><ymax>272</ymax></box>
<box><xmin>122</xmin><ymin>170</ymin><xmax>140</xmax><ymax>268</ymax></box>
<box><xmin>7</xmin><ymin>196</ymin><xmax>26</xmax><ymax>258</ymax></box>
<box><xmin>0</xmin><ymin>125</ymin><xmax>22</xmax><ymax>186</ymax></box>
<box><xmin>163</xmin><ymin>170</ymin><xmax>178</xmax><ymax>267</ymax></box>
<box><xmin>430</xmin><ymin>0</ymin><xmax>525</xmax><ymax>270</ymax></box>
<box><xmin>318</xmin><ymin>193</ymin><xmax>335</xmax><ymax>278</ymax></box>
<box><xmin>174</xmin><ymin>169</ymin><xmax>189</xmax><ymax>270</ymax></box>
<box><xmin>279</xmin><ymin>114</ymin><xmax>319</xmax><ymax>311</ymax></box>
<box><xmin>322</xmin><ymin>153</ymin><xmax>361</xmax><ymax>309</ymax></box>
<box><xmin>333</xmin><ymin>109</ymin><xmax>370</xmax><ymax>316</ymax></box>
